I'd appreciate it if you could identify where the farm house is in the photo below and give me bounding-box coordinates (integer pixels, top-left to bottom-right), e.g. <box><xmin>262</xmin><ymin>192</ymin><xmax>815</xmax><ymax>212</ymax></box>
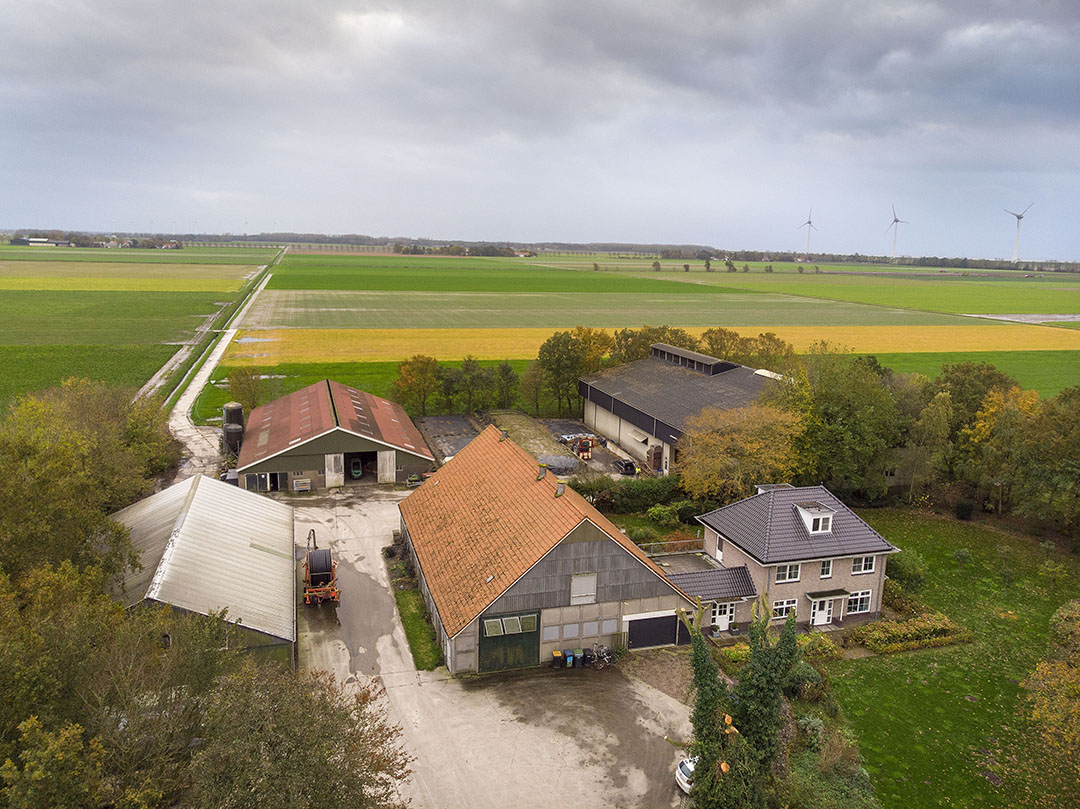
<box><xmin>578</xmin><ymin>343</ymin><xmax>777</xmax><ymax>475</ymax></box>
<box><xmin>112</xmin><ymin>474</ymin><xmax>297</xmax><ymax>666</ymax></box>
<box><xmin>235</xmin><ymin>379</ymin><xmax>434</xmax><ymax>491</ymax></box>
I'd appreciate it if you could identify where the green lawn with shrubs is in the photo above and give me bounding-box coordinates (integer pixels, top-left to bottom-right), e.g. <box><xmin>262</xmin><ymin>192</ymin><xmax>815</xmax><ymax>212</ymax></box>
<box><xmin>827</xmin><ymin>509</ymin><xmax>1080</xmax><ymax>809</ymax></box>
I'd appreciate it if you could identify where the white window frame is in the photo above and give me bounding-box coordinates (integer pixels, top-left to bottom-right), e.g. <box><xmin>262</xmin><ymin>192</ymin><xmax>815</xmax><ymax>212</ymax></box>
<box><xmin>847</xmin><ymin>590</ymin><xmax>872</xmax><ymax>614</ymax></box>
<box><xmin>570</xmin><ymin>572</ymin><xmax>597</xmax><ymax>605</ymax></box>
<box><xmin>775</xmin><ymin>563</ymin><xmax>801</xmax><ymax>583</ymax></box>
<box><xmin>811</xmin><ymin>515</ymin><xmax>832</xmax><ymax>533</ymax></box>
<box><xmin>772</xmin><ymin>599</ymin><xmax>798</xmax><ymax>620</ymax></box>
<box><xmin>483</xmin><ymin>618</ymin><xmax>504</xmax><ymax>637</ymax></box>
<box><xmin>851</xmin><ymin>556</ymin><xmax>876</xmax><ymax>575</ymax></box>
<box><xmin>820</xmin><ymin>559</ymin><xmax>832</xmax><ymax>579</ymax></box>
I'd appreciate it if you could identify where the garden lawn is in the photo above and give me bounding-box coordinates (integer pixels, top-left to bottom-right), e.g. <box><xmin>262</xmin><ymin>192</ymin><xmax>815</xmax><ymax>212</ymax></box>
<box><xmin>875</xmin><ymin>350</ymin><xmax>1080</xmax><ymax>397</ymax></box>
<box><xmin>394</xmin><ymin>589</ymin><xmax>443</xmax><ymax>671</ymax></box>
<box><xmin>828</xmin><ymin>509</ymin><xmax>1080</xmax><ymax>809</ymax></box>
<box><xmin>0</xmin><ymin>344</ymin><xmax>177</xmax><ymax>410</ymax></box>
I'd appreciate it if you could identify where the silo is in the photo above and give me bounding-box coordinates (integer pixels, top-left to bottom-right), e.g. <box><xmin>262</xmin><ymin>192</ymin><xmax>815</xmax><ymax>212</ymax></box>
<box><xmin>222</xmin><ymin>401</ymin><xmax>244</xmax><ymax>427</ymax></box>
<box><xmin>223</xmin><ymin>423</ymin><xmax>244</xmax><ymax>455</ymax></box>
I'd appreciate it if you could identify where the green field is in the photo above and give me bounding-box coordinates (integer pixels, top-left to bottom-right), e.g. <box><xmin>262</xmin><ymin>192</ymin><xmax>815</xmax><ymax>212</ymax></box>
<box><xmin>0</xmin><ymin>290</ymin><xmax>226</xmax><ymax>344</ymax></box>
<box><xmin>0</xmin><ymin>245</ymin><xmax>277</xmax><ymax>264</ymax></box>
<box><xmin>266</xmin><ymin>254</ymin><xmax>740</xmax><ymax>294</ymax></box>
<box><xmin>239</xmin><ymin>289</ymin><xmax>973</xmax><ymax>330</ymax></box>
<box><xmin>875</xmin><ymin>350</ymin><xmax>1080</xmax><ymax>397</ymax></box>
<box><xmin>830</xmin><ymin>510</ymin><xmax>1080</xmax><ymax>809</ymax></box>
<box><xmin>0</xmin><ymin>344</ymin><xmax>177</xmax><ymax>411</ymax></box>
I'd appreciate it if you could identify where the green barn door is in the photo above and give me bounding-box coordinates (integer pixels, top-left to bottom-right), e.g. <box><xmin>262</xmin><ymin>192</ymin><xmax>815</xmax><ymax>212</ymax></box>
<box><xmin>478</xmin><ymin>612</ymin><xmax>540</xmax><ymax>672</ymax></box>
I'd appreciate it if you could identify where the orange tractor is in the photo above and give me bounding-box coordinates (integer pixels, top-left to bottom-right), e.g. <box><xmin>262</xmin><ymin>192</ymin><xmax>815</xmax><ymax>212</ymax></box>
<box><xmin>303</xmin><ymin>529</ymin><xmax>340</xmax><ymax>605</ymax></box>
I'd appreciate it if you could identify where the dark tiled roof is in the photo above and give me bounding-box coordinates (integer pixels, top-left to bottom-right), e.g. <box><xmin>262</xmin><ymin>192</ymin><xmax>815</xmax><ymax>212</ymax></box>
<box><xmin>697</xmin><ymin>485</ymin><xmax>898</xmax><ymax>565</ymax></box>
<box><xmin>666</xmin><ymin>565</ymin><xmax>757</xmax><ymax>602</ymax></box>
<box><xmin>580</xmin><ymin>358</ymin><xmax>768</xmax><ymax>433</ymax></box>
<box><xmin>238</xmin><ymin>379</ymin><xmax>432</xmax><ymax>470</ymax></box>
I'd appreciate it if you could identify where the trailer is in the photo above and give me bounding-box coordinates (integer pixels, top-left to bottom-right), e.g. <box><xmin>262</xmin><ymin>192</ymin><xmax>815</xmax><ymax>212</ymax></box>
<box><xmin>303</xmin><ymin>529</ymin><xmax>340</xmax><ymax>605</ymax></box>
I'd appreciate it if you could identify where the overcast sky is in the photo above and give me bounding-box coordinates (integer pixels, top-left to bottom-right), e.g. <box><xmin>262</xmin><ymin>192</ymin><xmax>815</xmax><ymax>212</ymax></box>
<box><xmin>1</xmin><ymin>1</ymin><xmax>1077</xmax><ymax>259</ymax></box>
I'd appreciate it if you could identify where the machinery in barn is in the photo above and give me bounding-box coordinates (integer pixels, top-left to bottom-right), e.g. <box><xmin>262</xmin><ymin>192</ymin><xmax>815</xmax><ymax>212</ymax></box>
<box><xmin>302</xmin><ymin>529</ymin><xmax>340</xmax><ymax>605</ymax></box>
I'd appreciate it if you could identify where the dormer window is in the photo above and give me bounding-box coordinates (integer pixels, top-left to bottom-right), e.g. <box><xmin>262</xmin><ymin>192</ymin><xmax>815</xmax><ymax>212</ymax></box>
<box><xmin>795</xmin><ymin>501</ymin><xmax>835</xmax><ymax>535</ymax></box>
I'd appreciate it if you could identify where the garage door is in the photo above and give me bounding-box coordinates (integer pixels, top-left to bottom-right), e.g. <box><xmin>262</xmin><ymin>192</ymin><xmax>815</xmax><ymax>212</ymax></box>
<box><xmin>478</xmin><ymin>612</ymin><xmax>540</xmax><ymax>673</ymax></box>
<box><xmin>627</xmin><ymin>615</ymin><xmax>692</xmax><ymax>649</ymax></box>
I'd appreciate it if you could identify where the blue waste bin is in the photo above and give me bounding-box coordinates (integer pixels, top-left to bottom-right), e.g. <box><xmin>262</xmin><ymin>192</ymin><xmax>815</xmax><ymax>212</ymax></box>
<box><xmin>562</xmin><ymin>649</ymin><xmax>574</xmax><ymax>667</ymax></box>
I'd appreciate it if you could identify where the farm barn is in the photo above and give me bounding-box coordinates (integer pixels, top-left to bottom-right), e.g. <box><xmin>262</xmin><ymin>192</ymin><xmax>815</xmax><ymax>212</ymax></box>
<box><xmin>236</xmin><ymin>379</ymin><xmax>434</xmax><ymax>491</ymax></box>
<box><xmin>112</xmin><ymin>474</ymin><xmax>297</xmax><ymax>667</ymax></box>
<box><xmin>578</xmin><ymin>343</ymin><xmax>776</xmax><ymax>475</ymax></box>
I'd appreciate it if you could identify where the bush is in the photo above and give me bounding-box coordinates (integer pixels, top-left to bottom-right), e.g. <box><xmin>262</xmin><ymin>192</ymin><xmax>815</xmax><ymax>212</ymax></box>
<box><xmin>955</xmin><ymin>500</ymin><xmax>975</xmax><ymax>520</ymax></box>
<box><xmin>801</xmin><ymin>634</ymin><xmax>843</xmax><ymax>666</ymax></box>
<box><xmin>672</xmin><ymin>499</ymin><xmax>699</xmax><ymax>524</ymax></box>
<box><xmin>717</xmin><ymin>642</ymin><xmax>751</xmax><ymax>675</ymax></box>
<box><xmin>886</xmin><ymin>549</ymin><xmax>927</xmax><ymax>594</ymax></box>
<box><xmin>784</xmin><ymin>660</ymin><xmax>823</xmax><ymax>698</ymax></box>
<box><xmin>851</xmin><ymin>612</ymin><xmax>971</xmax><ymax>654</ymax></box>
<box><xmin>626</xmin><ymin>525</ymin><xmax>657</xmax><ymax>543</ymax></box>
<box><xmin>568</xmin><ymin>474</ymin><xmax>682</xmax><ymax>514</ymax></box>
<box><xmin>1048</xmin><ymin>599</ymin><xmax>1080</xmax><ymax>664</ymax></box>
<box><xmin>777</xmin><ymin>749</ymin><xmax>879</xmax><ymax>809</ymax></box>
<box><xmin>645</xmin><ymin>503</ymin><xmax>679</xmax><ymax>527</ymax></box>
<box><xmin>797</xmin><ymin>716</ymin><xmax>825</xmax><ymax>751</ymax></box>
<box><xmin>952</xmin><ymin>547</ymin><xmax>973</xmax><ymax>565</ymax></box>
<box><xmin>882</xmin><ymin>578</ymin><xmax>921</xmax><ymax>618</ymax></box>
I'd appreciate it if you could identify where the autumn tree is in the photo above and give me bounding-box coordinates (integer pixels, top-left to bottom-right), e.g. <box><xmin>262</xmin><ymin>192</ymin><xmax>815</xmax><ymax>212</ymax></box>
<box><xmin>679</xmin><ymin>406</ymin><xmax>803</xmax><ymax>502</ymax></box>
<box><xmin>1016</xmin><ymin>387</ymin><xmax>1080</xmax><ymax>539</ymax></box>
<box><xmin>610</xmin><ymin>326</ymin><xmax>698</xmax><ymax>364</ymax></box>
<box><xmin>520</xmin><ymin>362</ymin><xmax>543</xmax><ymax>416</ymax></box>
<box><xmin>436</xmin><ymin>366</ymin><xmax>461</xmax><ymax>414</ymax></box>
<box><xmin>698</xmin><ymin>328</ymin><xmax>748</xmax><ymax>363</ymax></box>
<box><xmin>458</xmin><ymin>355</ymin><xmax>486</xmax><ymax>413</ymax></box>
<box><xmin>537</xmin><ymin>331</ymin><xmax>585</xmax><ymax>416</ymax></box>
<box><xmin>0</xmin><ymin>718</ymin><xmax>105</xmax><ymax>809</ymax></box>
<box><xmin>902</xmin><ymin>390</ymin><xmax>953</xmax><ymax>500</ymax></box>
<box><xmin>570</xmin><ymin>326</ymin><xmax>613</xmax><ymax>374</ymax></box>
<box><xmin>190</xmin><ymin>663</ymin><xmax>411</xmax><ymax>809</ymax></box>
<box><xmin>228</xmin><ymin>367</ymin><xmax>267</xmax><ymax>415</ymax></box>
<box><xmin>391</xmin><ymin>355</ymin><xmax>439</xmax><ymax>416</ymax></box>
<box><xmin>652</xmin><ymin>260</ymin><xmax>661</xmax><ymax>271</ymax></box>
<box><xmin>493</xmin><ymin>361</ymin><xmax>519</xmax><ymax>409</ymax></box>
<box><xmin>930</xmin><ymin>361</ymin><xmax>1017</xmax><ymax>439</ymax></box>
<box><xmin>959</xmin><ymin>386</ymin><xmax>1040</xmax><ymax>513</ymax></box>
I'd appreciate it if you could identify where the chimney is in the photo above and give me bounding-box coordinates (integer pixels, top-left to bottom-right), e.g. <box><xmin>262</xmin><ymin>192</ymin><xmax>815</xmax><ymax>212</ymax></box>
<box><xmin>537</xmin><ymin>464</ymin><xmax>547</xmax><ymax>480</ymax></box>
<box><xmin>556</xmin><ymin>481</ymin><xmax>565</xmax><ymax>497</ymax></box>
<box><xmin>499</xmin><ymin>429</ymin><xmax>508</xmax><ymax>442</ymax></box>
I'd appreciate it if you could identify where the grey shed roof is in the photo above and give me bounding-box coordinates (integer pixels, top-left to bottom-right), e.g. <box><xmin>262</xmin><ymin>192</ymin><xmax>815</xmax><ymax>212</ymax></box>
<box><xmin>666</xmin><ymin>565</ymin><xmax>757</xmax><ymax>602</ymax></box>
<box><xmin>580</xmin><ymin>357</ymin><xmax>768</xmax><ymax>434</ymax></box>
<box><xmin>112</xmin><ymin>475</ymin><xmax>296</xmax><ymax>642</ymax></box>
<box><xmin>696</xmin><ymin>485</ymin><xmax>898</xmax><ymax>565</ymax></box>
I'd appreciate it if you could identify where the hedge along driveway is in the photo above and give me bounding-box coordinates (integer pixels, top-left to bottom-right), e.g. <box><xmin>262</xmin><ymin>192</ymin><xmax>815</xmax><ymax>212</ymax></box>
<box><xmin>827</xmin><ymin>510</ymin><xmax>1080</xmax><ymax>809</ymax></box>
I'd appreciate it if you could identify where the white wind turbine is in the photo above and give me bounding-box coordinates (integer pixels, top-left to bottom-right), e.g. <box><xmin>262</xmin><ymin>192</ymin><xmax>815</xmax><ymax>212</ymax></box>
<box><xmin>1005</xmin><ymin>203</ymin><xmax>1033</xmax><ymax>262</ymax></box>
<box><xmin>886</xmin><ymin>204</ymin><xmax>909</xmax><ymax>259</ymax></box>
<box><xmin>798</xmin><ymin>208</ymin><xmax>817</xmax><ymax>259</ymax></box>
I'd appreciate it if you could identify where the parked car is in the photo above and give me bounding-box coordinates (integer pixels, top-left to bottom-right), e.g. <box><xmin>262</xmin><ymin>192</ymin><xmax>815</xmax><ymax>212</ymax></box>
<box><xmin>675</xmin><ymin>757</ymin><xmax>696</xmax><ymax>795</ymax></box>
<box><xmin>612</xmin><ymin>459</ymin><xmax>639</xmax><ymax>476</ymax></box>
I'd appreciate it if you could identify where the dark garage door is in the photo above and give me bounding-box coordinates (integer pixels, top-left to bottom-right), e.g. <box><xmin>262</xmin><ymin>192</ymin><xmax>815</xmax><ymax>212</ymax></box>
<box><xmin>478</xmin><ymin>612</ymin><xmax>540</xmax><ymax>673</ymax></box>
<box><xmin>627</xmin><ymin>615</ymin><xmax>692</xmax><ymax>649</ymax></box>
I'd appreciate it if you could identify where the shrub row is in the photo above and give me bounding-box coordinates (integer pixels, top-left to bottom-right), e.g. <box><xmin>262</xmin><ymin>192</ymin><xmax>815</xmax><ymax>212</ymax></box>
<box><xmin>851</xmin><ymin>611</ymin><xmax>970</xmax><ymax>654</ymax></box>
<box><xmin>882</xmin><ymin>578</ymin><xmax>921</xmax><ymax>618</ymax></box>
<box><xmin>569</xmin><ymin>474</ymin><xmax>684</xmax><ymax>514</ymax></box>
<box><xmin>716</xmin><ymin>633</ymin><xmax>842</xmax><ymax>676</ymax></box>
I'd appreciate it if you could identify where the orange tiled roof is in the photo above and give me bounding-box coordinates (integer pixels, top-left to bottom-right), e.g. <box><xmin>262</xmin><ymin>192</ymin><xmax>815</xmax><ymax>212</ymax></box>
<box><xmin>399</xmin><ymin>425</ymin><xmax>689</xmax><ymax>637</ymax></box>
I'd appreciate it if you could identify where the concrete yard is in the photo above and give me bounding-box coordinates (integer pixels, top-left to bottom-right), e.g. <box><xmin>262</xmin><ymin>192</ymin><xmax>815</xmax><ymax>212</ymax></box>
<box><xmin>290</xmin><ymin>486</ymin><xmax>692</xmax><ymax>809</ymax></box>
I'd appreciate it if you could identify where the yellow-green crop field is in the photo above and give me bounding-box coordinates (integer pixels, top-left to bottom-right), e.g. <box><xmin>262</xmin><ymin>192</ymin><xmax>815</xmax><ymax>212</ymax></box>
<box><xmin>0</xmin><ymin>260</ymin><xmax>255</xmax><ymax>292</ymax></box>
<box><xmin>222</xmin><ymin>323</ymin><xmax>1080</xmax><ymax>365</ymax></box>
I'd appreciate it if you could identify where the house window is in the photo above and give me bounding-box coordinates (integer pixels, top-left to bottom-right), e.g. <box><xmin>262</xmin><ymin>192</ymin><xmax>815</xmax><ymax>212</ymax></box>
<box><xmin>600</xmin><ymin>619</ymin><xmax>619</xmax><ymax>635</ymax></box>
<box><xmin>562</xmin><ymin>623</ymin><xmax>580</xmax><ymax>639</ymax></box>
<box><xmin>852</xmin><ymin>556</ymin><xmax>876</xmax><ymax>574</ymax></box>
<box><xmin>772</xmin><ymin>599</ymin><xmax>797</xmax><ymax>620</ymax></box>
<box><xmin>775</xmin><ymin>563</ymin><xmax>800</xmax><ymax>583</ymax></box>
<box><xmin>483</xmin><ymin>619</ymin><xmax>504</xmax><ymax>637</ymax></box>
<box><xmin>582</xmin><ymin>621</ymin><xmax>599</xmax><ymax>637</ymax></box>
<box><xmin>820</xmin><ymin>560</ymin><xmax>832</xmax><ymax>579</ymax></box>
<box><xmin>848</xmin><ymin>590</ymin><xmax>872</xmax><ymax>614</ymax></box>
<box><xmin>542</xmin><ymin>625</ymin><xmax>559</xmax><ymax>642</ymax></box>
<box><xmin>811</xmin><ymin>515</ymin><xmax>832</xmax><ymax>533</ymax></box>
<box><xmin>570</xmin><ymin>572</ymin><xmax>597</xmax><ymax>605</ymax></box>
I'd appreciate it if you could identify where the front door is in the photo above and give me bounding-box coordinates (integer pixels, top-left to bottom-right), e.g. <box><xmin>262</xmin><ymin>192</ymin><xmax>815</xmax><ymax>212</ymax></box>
<box><xmin>712</xmin><ymin>602</ymin><xmax>734</xmax><ymax>631</ymax></box>
<box><xmin>811</xmin><ymin>599</ymin><xmax>833</xmax><ymax>626</ymax></box>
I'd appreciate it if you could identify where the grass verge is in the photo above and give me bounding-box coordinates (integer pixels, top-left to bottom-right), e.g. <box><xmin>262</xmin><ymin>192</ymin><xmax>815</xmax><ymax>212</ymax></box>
<box><xmin>394</xmin><ymin>589</ymin><xmax>443</xmax><ymax>671</ymax></box>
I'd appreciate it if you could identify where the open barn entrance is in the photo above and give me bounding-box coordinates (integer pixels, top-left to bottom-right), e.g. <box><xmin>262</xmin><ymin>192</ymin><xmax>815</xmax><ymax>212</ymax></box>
<box><xmin>343</xmin><ymin>451</ymin><xmax>378</xmax><ymax>483</ymax></box>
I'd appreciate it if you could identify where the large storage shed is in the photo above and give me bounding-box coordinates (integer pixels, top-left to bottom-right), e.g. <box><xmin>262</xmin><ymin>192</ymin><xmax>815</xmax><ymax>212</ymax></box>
<box><xmin>578</xmin><ymin>343</ymin><xmax>774</xmax><ymax>475</ymax></box>
<box><xmin>112</xmin><ymin>474</ymin><xmax>297</xmax><ymax>666</ymax></box>
<box><xmin>236</xmin><ymin>379</ymin><xmax>434</xmax><ymax>491</ymax></box>
<box><xmin>399</xmin><ymin>426</ymin><xmax>695</xmax><ymax>675</ymax></box>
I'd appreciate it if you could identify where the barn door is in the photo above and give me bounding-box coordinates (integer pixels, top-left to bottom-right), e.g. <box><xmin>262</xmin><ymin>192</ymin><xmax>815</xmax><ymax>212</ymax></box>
<box><xmin>478</xmin><ymin>612</ymin><xmax>540</xmax><ymax>672</ymax></box>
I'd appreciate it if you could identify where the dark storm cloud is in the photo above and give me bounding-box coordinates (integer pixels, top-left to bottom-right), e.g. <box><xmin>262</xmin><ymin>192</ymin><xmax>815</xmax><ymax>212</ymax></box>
<box><xmin>1</xmin><ymin>0</ymin><xmax>1078</xmax><ymax>256</ymax></box>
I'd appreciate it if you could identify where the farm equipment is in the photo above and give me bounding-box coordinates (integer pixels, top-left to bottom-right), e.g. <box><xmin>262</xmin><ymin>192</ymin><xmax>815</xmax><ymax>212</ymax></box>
<box><xmin>303</xmin><ymin>529</ymin><xmax>340</xmax><ymax>605</ymax></box>
<box><xmin>571</xmin><ymin>437</ymin><xmax>594</xmax><ymax>460</ymax></box>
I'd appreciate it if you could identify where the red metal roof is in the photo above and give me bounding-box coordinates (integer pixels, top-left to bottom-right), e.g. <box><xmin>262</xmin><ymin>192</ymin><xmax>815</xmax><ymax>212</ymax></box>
<box><xmin>237</xmin><ymin>380</ymin><xmax>432</xmax><ymax>470</ymax></box>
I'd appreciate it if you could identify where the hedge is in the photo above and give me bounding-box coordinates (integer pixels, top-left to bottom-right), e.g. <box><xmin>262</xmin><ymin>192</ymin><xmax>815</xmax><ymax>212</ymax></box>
<box><xmin>851</xmin><ymin>611</ymin><xmax>971</xmax><ymax>654</ymax></box>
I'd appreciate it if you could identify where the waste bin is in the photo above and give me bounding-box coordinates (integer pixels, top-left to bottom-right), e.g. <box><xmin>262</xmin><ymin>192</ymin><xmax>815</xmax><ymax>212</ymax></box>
<box><xmin>551</xmin><ymin>649</ymin><xmax>563</xmax><ymax>669</ymax></box>
<box><xmin>562</xmin><ymin>649</ymin><xmax>574</xmax><ymax>668</ymax></box>
<box><xmin>573</xmin><ymin>648</ymin><xmax>584</xmax><ymax>668</ymax></box>
<box><xmin>581</xmin><ymin>647</ymin><xmax>595</xmax><ymax>666</ymax></box>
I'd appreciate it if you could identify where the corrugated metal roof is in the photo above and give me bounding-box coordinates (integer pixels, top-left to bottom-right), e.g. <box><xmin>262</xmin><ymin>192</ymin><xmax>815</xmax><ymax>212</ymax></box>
<box><xmin>113</xmin><ymin>475</ymin><xmax>296</xmax><ymax>642</ymax></box>
<box><xmin>237</xmin><ymin>379</ymin><xmax>433</xmax><ymax>470</ymax></box>
<box><xmin>696</xmin><ymin>485</ymin><xmax>898</xmax><ymax>565</ymax></box>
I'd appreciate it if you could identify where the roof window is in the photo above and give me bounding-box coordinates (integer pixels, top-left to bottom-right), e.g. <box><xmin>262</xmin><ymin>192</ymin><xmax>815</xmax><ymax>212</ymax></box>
<box><xmin>795</xmin><ymin>501</ymin><xmax>835</xmax><ymax>535</ymax></box>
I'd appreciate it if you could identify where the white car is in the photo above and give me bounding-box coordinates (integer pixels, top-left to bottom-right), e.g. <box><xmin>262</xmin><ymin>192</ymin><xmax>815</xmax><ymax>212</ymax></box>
<box><xmin>675</xmin><ymin>757</ymin><xmax>696</xmax><ymax>795</ymax></box>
